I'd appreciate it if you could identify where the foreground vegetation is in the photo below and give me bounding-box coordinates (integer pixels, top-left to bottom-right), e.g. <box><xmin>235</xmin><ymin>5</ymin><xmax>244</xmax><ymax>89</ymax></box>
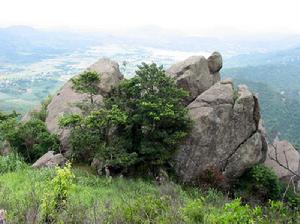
<box><xmin>0</xmin><ymin>156</ymin><xmax>299</xmax><ymax>224</ymax></box>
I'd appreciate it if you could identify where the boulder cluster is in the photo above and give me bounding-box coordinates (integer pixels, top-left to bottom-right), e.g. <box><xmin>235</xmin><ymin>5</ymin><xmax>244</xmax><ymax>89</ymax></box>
<box><xmin>167</xmin><ymin>53</ymin><xmax>267</xmax><ymax>183</ymax></box>
<box><xmin>25</xmin><ymin>53</ymin><xmax>300</xmax><ymax>184</ymax></box>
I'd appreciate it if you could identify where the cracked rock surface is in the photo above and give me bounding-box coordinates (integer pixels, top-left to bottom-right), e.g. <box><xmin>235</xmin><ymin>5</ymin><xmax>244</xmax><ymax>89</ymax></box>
<box><xmin>173</xmin><ymin>79</ymin><xmax>267</xmax><ymax>183</ymax></box>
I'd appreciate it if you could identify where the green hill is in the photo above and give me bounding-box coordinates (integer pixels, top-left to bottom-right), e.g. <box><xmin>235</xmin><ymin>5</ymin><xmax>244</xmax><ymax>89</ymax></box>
<box><xmin>228</xmin><ymin>78</ymin><xmax>300</xmax><ymax>144</ymax></box>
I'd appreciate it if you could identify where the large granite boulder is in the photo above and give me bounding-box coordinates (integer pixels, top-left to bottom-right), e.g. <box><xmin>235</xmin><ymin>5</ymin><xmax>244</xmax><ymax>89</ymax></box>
<box><xmin>87</xmin><ymin>58</ymin><xmax>124</xmax><ymax>95</ymax></box>
<box><xmin>32</xmin><ymin>151</ymin><xmax>66</xmax><ymax>168</ymax></box>
<box><xmin>265</xmin><ymin>140</ymin><xmax>300</xmax><ymax>179</ymax></box>
<box><xmin>174</xmin><ymin>79</ymin><xmax>268</xmax><ymax>183</ymax></box>
<box><xmin>166</xmin><ymin>52</ymin><xmax>221</xmax><ymax>105</ymax></box>
<box><xmin>45</xmin><ymin>58</ymin><xmax>123</xmax><ymax>153</ymax></box>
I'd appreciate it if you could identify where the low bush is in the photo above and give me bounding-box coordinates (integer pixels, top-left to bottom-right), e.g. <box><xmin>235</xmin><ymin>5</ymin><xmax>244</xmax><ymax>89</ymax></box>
<box><xmin>207</xmin><ymin>198</ymin><xmax>263</xmax><ymax>223</ymax></box>
<box><xmin>181</xmin><ymin>198</ymin><xmax>204</xmax><ymax>223</ymax></box>
<box><xmin>0</xmin><ymin>118</ymin><xmax>60</xmax><ymax>163</ymax></box>
<box><xmin>40</xmin><ymin>162</ymin><xmax>75</xmax><ymax>223</ymax></box>
<box><xmin>0</xmin><ymin>153</ymin><xmax>28</xmax><ymax>174</ymax></box>
<box><xmin>284</xmin><ymin>188</ymin><xmax>300</xmax><ymax>209</ymax></box>
<box><xmin>121</xmin><ymin>195</ymin><xmax>169</xmax><ymax>223</ymax></box>
<box><xmin>236</xmin><ymin>164</ymin><xmax>282</xmax><ymax>203</ymax></box>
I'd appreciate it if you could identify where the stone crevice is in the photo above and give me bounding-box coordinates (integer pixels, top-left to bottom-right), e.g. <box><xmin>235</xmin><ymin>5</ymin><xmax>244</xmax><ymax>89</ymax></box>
<box><xmin>221</xmin><ymin>130</ymin><xmax>258</xmax><ymax>172</ymax></box>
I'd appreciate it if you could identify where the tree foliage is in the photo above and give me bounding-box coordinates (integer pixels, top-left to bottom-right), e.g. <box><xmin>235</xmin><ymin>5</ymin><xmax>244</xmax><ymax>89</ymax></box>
<box><xmin>0</xmin><ymin>116</ymin><xmax>59</xmax><ymax>163</ymax></box>
<box><xmin>61</xmin><ymin>63</ymin><xmax>191</xmax><ymax>174</ymax></box>
<box><xmin>71</xmin><ymin>70</ymin><xmax>100</xmax><ymax>104</ymax></box>
<box><xmin>236</xmin><ymin>164</ymin><xmax>282</xmax><ymax>202</ymax></box>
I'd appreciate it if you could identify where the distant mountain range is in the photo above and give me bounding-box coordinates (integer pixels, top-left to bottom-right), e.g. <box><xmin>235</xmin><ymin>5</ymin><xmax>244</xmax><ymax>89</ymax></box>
<box><xmin>225</xmin><ymin>46</ymin><xmax>300</xmax><ymax>67</ymax></box>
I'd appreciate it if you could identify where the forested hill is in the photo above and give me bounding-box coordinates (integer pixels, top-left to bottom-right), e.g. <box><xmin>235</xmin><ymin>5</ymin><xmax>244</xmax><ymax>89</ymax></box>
<box><xmin>224</xmin><ymin>46</ymin><xmax>300</xmax><ymax>145</ymax></box>
<box><xmin>227</xmin><ymin>78</ymin><xmax>300</xmax><ymax>144</ymax></box>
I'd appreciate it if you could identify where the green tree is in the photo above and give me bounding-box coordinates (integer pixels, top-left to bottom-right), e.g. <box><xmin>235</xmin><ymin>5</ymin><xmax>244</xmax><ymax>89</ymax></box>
<box><xmin>71</xmin><ymin>70</ymin><xmax>100</xmax><ymax>104</ymax></box>
<box><xmin>61</xmin><ymin>63</ymin><xmax>191</xmax><ymax>174</ymax></box>
<box><xmin>106</xmin><ymin>63</ymin><xmax>191</xmax><ymax>171</ymax></box>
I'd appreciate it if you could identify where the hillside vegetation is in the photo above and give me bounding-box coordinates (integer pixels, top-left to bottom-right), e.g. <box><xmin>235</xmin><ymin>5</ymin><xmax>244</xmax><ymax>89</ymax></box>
<box><xmin>0</xmin><ymin>158</ymin><xmax>299</xmax><ymax>223</ymax></box>
<box><xmin>1</xmin><ymin>62</ymin><xmax>300</xmax><ymax>223</ymax></box>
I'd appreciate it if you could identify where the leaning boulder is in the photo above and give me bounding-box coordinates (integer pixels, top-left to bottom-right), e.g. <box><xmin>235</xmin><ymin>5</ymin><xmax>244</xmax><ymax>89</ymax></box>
<box><xmin>166</xmin><ymin>53</ymin><xmax>221</xmax><ymax>105</ymax></box>
<box><xmin>173</xmin><ymin>80</ymin><xmax>267</xmax><ymax>183</ymax></box>
<box><xmin>45</xmin><ymin>58</ymin><xmax>123</xmax><ymax>153</ymax></box>
<box><xmin>32</xmin><ymin>151</ymin><xmax>66</xmax><ymax>168</ymax></box>
<box><xmin>207</xmin><ymin>51</ymin><xmax>223</xmax><ymax>74</ymax></box>
<box><xmin>265</xmin><ymin>140</ymin><xmax>300</xmax><ymax>179</ymax></box>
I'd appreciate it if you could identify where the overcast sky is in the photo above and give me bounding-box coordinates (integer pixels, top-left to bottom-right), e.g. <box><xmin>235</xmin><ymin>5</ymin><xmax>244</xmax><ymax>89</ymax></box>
<box><xmin>1</xmin><ymin>0</ymin><xmax>299</xmax><ymax>35</ymax></box>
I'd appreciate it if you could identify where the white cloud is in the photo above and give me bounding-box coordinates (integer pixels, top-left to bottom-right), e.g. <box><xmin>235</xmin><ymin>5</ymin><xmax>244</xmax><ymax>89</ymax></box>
<box><xmin>0</xmin><ymin>0</ymin><xmax>299</xmax><ymax>35</ymax></box>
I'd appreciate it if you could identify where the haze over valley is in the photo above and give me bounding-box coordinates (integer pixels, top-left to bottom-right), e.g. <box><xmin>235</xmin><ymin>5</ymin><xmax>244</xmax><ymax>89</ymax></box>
<box><xmin>1</xmin><ymin>25</ymin><xmax>300</xmax><ymax>145</ymax></box>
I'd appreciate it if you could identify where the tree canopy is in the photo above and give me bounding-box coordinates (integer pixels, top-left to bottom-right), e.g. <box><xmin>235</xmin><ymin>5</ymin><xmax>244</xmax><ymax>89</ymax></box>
<box><xmin>71</xmin><ymin>70</ymin><xmax>100</xmax><ymax>104</ymax></box>
<box><xmin>61</xmin><ymin>63</ymin><xmax>191</xmax><ymax>174</ymax></box>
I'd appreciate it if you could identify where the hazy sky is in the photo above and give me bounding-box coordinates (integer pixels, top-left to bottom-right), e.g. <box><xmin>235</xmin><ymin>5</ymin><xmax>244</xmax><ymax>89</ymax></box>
<box><xmin>1</xmin><ymin>0</ymin><xmax>300</xmax><ymax>35</ymax></box>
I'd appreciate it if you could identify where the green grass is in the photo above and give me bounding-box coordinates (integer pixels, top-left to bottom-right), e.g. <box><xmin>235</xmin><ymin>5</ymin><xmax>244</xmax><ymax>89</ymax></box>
<box><xmin>0</xmin><ymin>165</ymin><xmax>299</xmax><ymax>223</ymax></box>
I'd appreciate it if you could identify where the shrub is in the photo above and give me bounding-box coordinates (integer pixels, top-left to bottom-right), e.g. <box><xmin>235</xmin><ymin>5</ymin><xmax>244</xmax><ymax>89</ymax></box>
<box><xmin>233</xmin><ymin>88</ymin><xmax>240</xmax><ymax>102</ymax></box>
<box><xmin>284</xmin><ymin>188</ymin><xmax>300</xmax><ymax>209</ymax></box>
<box><xmin>181</xmin><ymin>198</ymin><xmax>204</xmax><ymax>223</ymax></box>
<box><xmin>121</xmin><ymin>195</ymin><xmax>169</xmax><ymax>223</ymax></box>
<box><xmin>197</xmin><ymin>166</ymin><xmax>226</xmax><ymax>189</ymax></box>
<box><xmin>0</xmin><ymin>118</ymin><xmax>60</xmax><ymax>163</ymax></box>
<box><xmin>237</xmin><ymin>164</ymin><xmax>282</xmax><ymax>202</ymax></box>
<box><xmin>207</xmin><ymin>198</ymin><xmax>263</xmax><ymax>223</ymax></box>
<box><xmin>40</xmin><ymin>162</ymin><xmax>75</xmax><ymax>223</ymax></box>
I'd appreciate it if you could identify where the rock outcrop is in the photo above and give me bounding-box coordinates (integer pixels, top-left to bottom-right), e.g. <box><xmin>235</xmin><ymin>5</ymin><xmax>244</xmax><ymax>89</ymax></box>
<box><xmin>33</xmin><ymin>52</ymin><xmax>266</xmax><ymax>183</ymax></box>
<box><xmin>173</xmin><ymin>79</ymin><xmax>268</xmax><ymax>183</ymax></box>
<box><xmin>32</xmin><ymin>151</ymin><xmax>66</xmax><ymax>168</ymax></box>
<box><xmin>45</xmin><ymin>58</ymin><xmax>123</xmax><ymax>153</ymax></box>
<box><xmin>166</xmin><ymin>52</ymin><xmax>221</xmax><ymax>105</ymax></box>
<box><xmin>265</xmin><ymin>140</ymin><xmax>300</xmax><ymax>179</ymax></box>
<box><xmin>86</xmin><ymin>58</ymin><xmax>124</xmax><ymax>95</ymax></box>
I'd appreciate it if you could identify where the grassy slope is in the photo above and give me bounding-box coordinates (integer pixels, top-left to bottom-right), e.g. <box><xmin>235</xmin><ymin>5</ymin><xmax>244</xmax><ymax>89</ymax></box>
<box><xmin>0</xmin><ymin>166</ymin><xmax>299</xmax><ymax>223</ymax></box>
<box><xmin>0</xmin><ymin>167</ymin><xmax>206</xmax><ymax>223</ymax></box>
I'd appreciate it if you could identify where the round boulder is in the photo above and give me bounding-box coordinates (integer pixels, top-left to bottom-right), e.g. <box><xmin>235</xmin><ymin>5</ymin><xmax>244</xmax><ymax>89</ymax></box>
<box><xmin>207</xmin><ymin>52</ymin><xmax>223</xmax><ymax>73</ymax></box>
